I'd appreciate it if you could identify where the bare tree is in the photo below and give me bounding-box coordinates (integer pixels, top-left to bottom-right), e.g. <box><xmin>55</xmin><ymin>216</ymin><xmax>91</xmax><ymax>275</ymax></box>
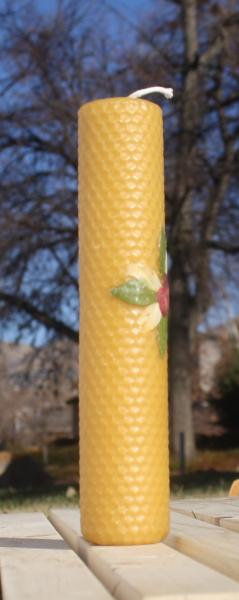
<box><xmin>0</xmin><ymin>0</ymin><xmax>122</xmax><ymax>344</ymax></box>
<box><xmin>0</xmin><ymin>0</ymin><xmax>238</xmax><ymax>460</ymax></box>
<box><xmin>127</xmin><ymin>0</ymin><xmax>239</xmax><ymax>458</ymax></box>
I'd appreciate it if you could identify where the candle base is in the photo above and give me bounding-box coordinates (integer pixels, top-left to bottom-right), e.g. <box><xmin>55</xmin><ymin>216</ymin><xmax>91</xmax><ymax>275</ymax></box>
<box><xmin>81</xmin><ymin>519</ymin><xmax>169</xmax><ymax>546</ymax></box>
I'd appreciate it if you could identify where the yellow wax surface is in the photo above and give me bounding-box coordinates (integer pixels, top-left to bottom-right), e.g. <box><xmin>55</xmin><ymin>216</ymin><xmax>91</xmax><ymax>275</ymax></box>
<box><xmin>79</xmin><ymin>98</ymin><xmax>169</xmax><ymax>545</ymax></box>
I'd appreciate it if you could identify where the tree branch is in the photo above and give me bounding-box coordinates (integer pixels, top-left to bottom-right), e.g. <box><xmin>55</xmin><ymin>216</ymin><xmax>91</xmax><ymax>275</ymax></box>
<box><xmin>207</xmin><ymin>241</ymin><xmax>239</xmax><ymax>254</ymax></box>
<box><xmin>0</xmin><ymin>290</ymin><xmax>78</xmax><ymax>342</ymax></box>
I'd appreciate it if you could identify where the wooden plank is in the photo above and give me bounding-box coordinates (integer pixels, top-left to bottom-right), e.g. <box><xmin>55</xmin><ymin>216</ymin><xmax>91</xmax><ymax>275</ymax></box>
<box><xmin>171</xmin><ymin>498</ymin><xmax>239</xmax><ymax>517</ymax></box>
<box><xmin>49</xmin><ymin>508</ymin><xmax>239</xmax><ymax>600</ymax></box>
<box><xmin>0</xmin><ymin>512</ymin><xmax>112</xmax><ymax>600</ymax></box>
<box><xmin>171</xmin><ymin>498</ymin><xmax>239</xmax><ymax>532</ymax></box>
<box><xmin>220</xmin><ymin>517</ymin><xmax>239</xmax><ymax>534</ymax></box>
<box><xmin>166</xmin><ymin>511</ymin><xmax>239</xmax><ymax>583</ymax></box>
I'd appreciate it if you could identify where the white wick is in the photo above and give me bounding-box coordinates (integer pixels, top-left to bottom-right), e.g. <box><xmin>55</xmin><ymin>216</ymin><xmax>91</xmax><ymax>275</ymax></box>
<box><xmin>129</xmin><ymin>86</ymin><xmax>173</xmax><ymax>100</ymax></box>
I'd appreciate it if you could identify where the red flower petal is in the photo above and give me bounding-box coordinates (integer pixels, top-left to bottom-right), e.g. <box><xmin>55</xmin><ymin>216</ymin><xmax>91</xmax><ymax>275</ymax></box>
<box><xmin>156</xmin><ymin>276</ymin><xmax>169</xmax><ymax>316</ymax></box>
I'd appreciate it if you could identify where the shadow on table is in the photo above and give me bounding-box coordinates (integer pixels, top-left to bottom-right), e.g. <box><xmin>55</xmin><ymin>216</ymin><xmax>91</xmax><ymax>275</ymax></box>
<box><xmin>0</xmin><ymin>537</ymin><xmax>67</xmax><ymax>550</ymax></box>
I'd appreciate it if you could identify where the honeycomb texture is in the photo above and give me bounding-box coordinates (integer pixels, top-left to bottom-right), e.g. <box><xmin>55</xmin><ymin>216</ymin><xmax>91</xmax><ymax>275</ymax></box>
<box><xmin>79</xmin><ymin>98</ymin><xmax>169</xmax><ymax>545</ymax></box>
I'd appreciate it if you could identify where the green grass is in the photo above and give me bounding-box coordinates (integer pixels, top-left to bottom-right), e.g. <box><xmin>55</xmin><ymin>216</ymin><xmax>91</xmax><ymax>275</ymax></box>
<box><xmin>0</xmin><ymin>479</ymin><xmax>231</xmax><ymax>513</ymax></box>
<box><xmin>171</xmin><ymin>472</ymin><xmax>235</xmax><ymax>499</ymax></box>
<box><xmin>0</xmin><ymin>474</ymin><xmax>235</xmax><ymax>513</ymax></box>
<box><xmin>171</xmin><ymin>448</ymin><xmax>239</xmax><ymax>498</ymax></box>
<box><xmin>0</xmin><ymin>445</ymin><xmax>238</xmax><ymax>512</ymax></box>
<box><xmin>0</xmin><ymin>486</ymin><xmax>79</xmax><ymax>513</ymax></box>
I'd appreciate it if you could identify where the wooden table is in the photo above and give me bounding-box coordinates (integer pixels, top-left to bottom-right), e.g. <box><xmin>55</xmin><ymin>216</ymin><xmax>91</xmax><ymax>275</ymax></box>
<box><xmin>0</xmin><ymin>498</ymin><xmax>239</xmax><ymax>599</ymax></box>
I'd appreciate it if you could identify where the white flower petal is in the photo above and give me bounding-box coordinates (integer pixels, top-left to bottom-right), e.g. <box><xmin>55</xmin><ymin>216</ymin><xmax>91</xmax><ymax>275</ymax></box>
<box><xmin>148</xmin><ymin>269</ymin><xmax>161</xmax><ymax>291</ymax></box>
<box><xmin>138</xmin><ymin>302</ymin><xmax>162</xmax><ymax>332</ymax></box>
<box><xmin>126</xmin><ymin>264</ymin><xmax>160</xmax><ymax>291</ymax></box>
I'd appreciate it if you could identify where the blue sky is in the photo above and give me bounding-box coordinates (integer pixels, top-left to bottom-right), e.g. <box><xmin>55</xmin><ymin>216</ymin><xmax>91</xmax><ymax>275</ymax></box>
<box><xmin>0</xmin><ymin>0</ymin><xmax>237</xmax><ymax>345</ymax></box>
<box><xmin>4</xmin><ymin>0</ymin><xmax>155</xmax><ymax>19</ymax></box>
<box><xmin>13</xmin><ymin>0</ymin><xmax>155</xmax><ymax>25</ymax></box>
<box><xmin>0</xmin><ymin>0</ymin><xmax>155</xmax><ymax>39</ymax></box>
<box><xmin>35</xmin><ymin>0</ymin><xmax>154</xmax><ymax>17</ymax></box>
<box><xmin>0</xmin><ymin>0</ymin><xmax>156</xmax><ymax>347</ymax></box>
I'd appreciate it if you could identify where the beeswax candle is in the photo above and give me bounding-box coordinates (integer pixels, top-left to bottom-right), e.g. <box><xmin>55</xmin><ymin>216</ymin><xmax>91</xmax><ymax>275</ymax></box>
<box><xmin>79</xmin><ymin>96</ymin><xmax>169</xmax><ymax>545</ymax></box>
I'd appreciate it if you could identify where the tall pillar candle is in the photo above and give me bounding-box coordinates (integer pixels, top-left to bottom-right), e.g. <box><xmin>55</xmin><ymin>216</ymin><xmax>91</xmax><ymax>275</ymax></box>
<box><xmin>79</xmin><ymin>97</ymin><xmax>169</xmax><ymax>545</ymax></box>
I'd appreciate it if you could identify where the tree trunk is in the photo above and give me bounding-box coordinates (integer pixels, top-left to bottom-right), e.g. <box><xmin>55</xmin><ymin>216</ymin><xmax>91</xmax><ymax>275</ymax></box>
<box><xmin>169</xmin><ymin>264</ymin><xmax>195</xmax><ymax>462</ymax></box>
<box><xmin>169</xmin><ymin>0</ymin><xmax>199</xmax><ymax>462</ymax></box>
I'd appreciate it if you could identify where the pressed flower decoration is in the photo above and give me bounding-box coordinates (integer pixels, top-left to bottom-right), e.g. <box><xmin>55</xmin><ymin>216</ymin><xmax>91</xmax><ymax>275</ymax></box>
<box><xmin>111</xmin><ymin>230</ymin><xmax>169</xmax><ymax>357</ymax></box>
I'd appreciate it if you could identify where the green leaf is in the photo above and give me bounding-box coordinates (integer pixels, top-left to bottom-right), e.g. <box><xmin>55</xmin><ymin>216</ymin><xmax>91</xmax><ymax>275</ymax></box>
<box><xmin>159</xmin><ymin>229</ymin><xmax>167</xmax><ymax>278</ymax></box>
<box><xmin>111</xmin><ymin>279</ymin><xmax>156</xmax><ymax>306</ymax></box>
<box><xmin>157</xmin><ymin>316</ymin><xmax>168</xmax><ymax>358</ymax></box>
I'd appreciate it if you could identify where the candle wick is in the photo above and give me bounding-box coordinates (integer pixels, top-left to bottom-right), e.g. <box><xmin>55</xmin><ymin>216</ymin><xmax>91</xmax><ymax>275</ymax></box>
<box><xmin>129</xmin><ymin>86</ymin><xmax>173</xmax><ymax>100</ymax></box>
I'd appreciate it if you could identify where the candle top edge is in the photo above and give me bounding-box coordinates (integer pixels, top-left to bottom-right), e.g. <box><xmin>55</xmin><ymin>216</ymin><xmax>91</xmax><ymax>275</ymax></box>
<box><xmin>78</xmin><ymin>96</ymin><xmax>163</xmax><ymax>115</ymax></box>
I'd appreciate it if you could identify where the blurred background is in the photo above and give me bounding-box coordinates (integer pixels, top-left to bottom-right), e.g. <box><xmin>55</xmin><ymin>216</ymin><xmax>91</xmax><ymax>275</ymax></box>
<box><xmin>0</xmin><ymin>0</ymin><xmax>238</xmax><ymax>509</ymax></box>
